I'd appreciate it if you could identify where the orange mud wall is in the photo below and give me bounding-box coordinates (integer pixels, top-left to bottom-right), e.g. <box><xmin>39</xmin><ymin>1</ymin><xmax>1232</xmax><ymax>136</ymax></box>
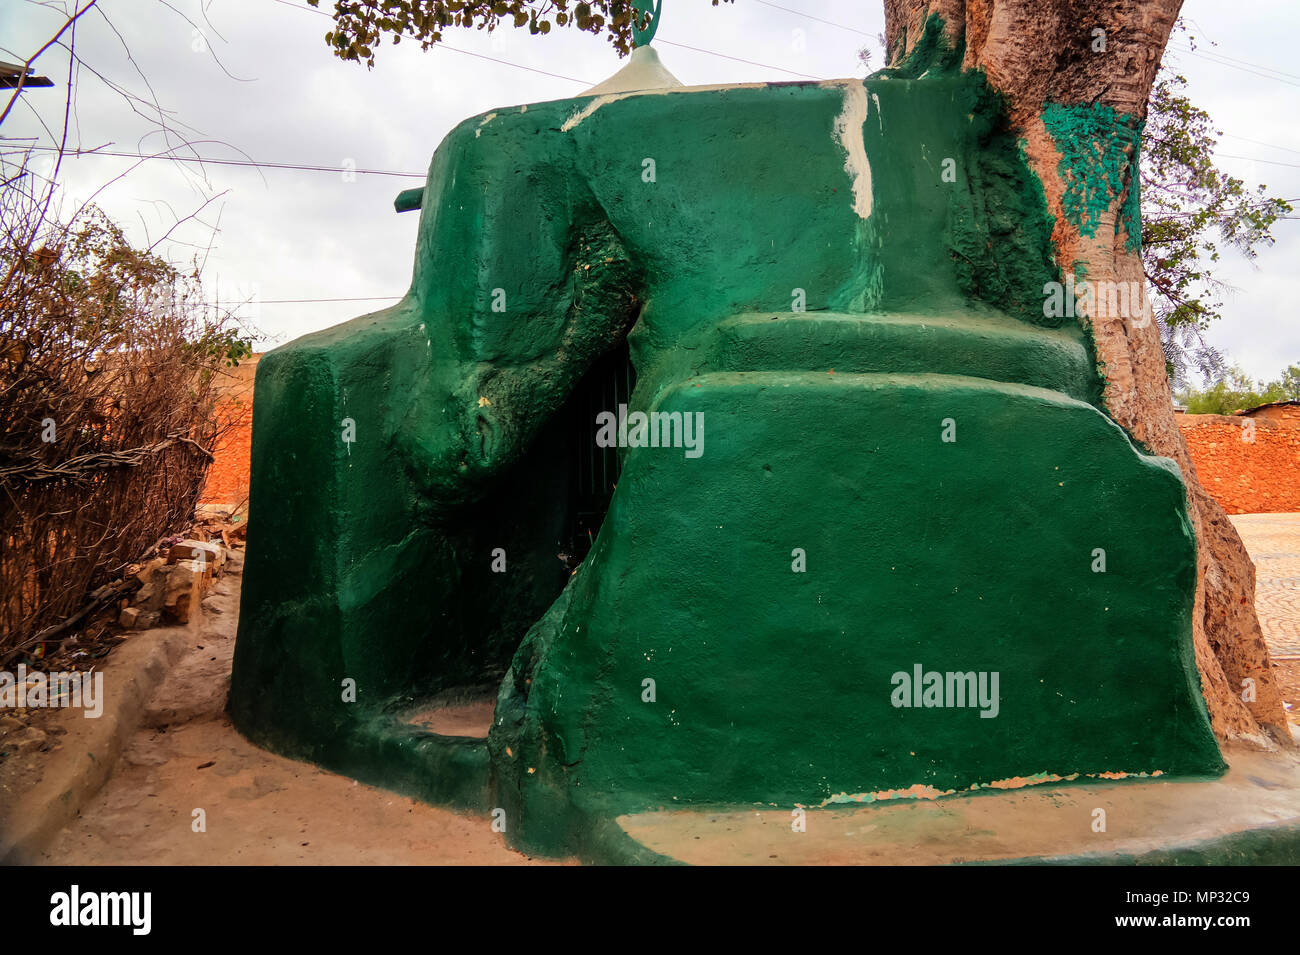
<box><xmin>1178</xmin><ymin>405</ymin><xmax>1300</xmax><ymax>514</ymax></box>
<box><xmin>199</xmin><ymin>354</ymin><xmax>259</xmax><ymax>512</ymax></box>
<box><xmin>204</xmin><ymin>366</ymin><xmax>1294</xmax><ymax>518</ymax></box>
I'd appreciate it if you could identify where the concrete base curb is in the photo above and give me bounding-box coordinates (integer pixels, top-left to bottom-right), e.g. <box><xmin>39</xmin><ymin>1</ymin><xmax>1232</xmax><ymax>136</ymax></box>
<box><xmin>613</xmin><ymin>746</ymin><xmax>1300</xmax><ymax>865</ymax></box>
<box><xmin>0</xmin><ymin>623</ymin><xmax>195</xmax><ymax>864</ymax></box>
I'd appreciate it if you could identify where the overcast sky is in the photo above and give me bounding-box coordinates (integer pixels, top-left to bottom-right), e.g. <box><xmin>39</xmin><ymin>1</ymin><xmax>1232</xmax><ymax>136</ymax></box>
<box><xmin>3</xmin><ymin>0</ymin><xmax>1297</xmax><ymax>382</ymax></box>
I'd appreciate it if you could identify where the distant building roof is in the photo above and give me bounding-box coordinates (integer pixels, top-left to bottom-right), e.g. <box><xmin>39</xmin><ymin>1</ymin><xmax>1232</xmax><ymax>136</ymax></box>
<box><xmin>1233</xmin><ymin>399</ymin><xmax>1300</xmax><ymax>417</ymax></box>
<box><xmin>0</xmin><ymin>61</ymin><xmax>53</xmax><ymax>89</ymax></box>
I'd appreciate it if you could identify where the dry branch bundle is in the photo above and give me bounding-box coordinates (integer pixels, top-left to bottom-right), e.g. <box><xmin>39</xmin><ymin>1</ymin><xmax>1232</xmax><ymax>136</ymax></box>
<box><xmin>0</xmin><ymin>155</ymin><xmax>249</xmax><ymax>658</ymax></box>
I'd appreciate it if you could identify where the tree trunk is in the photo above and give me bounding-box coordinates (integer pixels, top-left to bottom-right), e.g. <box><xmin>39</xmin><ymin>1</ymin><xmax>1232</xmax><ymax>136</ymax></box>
<box><xmin>882</xmin><ymin>0</ymin><xmax>1288</xmax><ymax>743</ymax></box>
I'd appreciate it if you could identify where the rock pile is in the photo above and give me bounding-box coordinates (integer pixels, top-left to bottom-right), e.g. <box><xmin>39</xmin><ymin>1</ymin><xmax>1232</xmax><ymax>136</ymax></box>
<box><xmin>117</xmin><ymin>519</ymin><xmax>244</xmax><ymax>631</ymax></box>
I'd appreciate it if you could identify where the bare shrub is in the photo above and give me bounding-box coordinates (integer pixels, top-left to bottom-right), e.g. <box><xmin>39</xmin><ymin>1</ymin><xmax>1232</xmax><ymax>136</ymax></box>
<box><xmin>0</xmin><ymin>151</ymin><xmax>250</xmax><ymax>661</ymax></box>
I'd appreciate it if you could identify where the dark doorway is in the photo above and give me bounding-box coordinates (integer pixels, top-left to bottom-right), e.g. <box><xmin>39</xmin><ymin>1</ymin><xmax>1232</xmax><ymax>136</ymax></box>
<box><xmin>565</xmin><ymin>337</ymin><xmax>635</xmax><ymax>566</ymax></box>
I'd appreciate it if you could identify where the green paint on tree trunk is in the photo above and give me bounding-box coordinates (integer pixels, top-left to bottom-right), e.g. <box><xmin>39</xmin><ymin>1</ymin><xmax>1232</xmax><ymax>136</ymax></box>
<box><xmin>884</xmin><ymin>12</ymin><xmax>965</xmax><ymax>80</ymax></box>
<box><xmin>230</xmin><ymin>67</ymin><xmax>1221</xmax><ymax>861</ymax></box>
<box><xmin>1041</xmin><ymin>102</ymin><xmax>1144</xmax><ymax>251</ymax></box>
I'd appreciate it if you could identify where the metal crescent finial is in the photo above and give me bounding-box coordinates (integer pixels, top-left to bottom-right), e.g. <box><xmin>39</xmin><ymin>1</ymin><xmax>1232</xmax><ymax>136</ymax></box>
<box><xmin>631</xmin><ymin>0</ymin><xmax>662</xmax><ymax>48</ymax></box>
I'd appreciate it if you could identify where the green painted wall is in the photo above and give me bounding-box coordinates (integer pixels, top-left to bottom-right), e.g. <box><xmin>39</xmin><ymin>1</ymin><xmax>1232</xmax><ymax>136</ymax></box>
<box><xmin>230</xmin><ymin>70</ymin><xmax>1221</xmax><ymax>860</ymax></box>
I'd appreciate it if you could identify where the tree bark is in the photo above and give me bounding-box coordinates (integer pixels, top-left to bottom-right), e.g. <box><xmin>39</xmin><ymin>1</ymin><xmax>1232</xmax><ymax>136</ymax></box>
<box><xmin>882</xmin><ymin>0</ymin><xmax>1288</xmax><ymax>743</ymax></box>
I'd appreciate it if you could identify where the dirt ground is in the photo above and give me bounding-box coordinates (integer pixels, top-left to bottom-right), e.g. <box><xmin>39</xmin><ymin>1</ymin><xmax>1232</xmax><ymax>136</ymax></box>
<box><xmin>1231</xmin><ymin>514</ymin><xmax>1300</xmax><ymax>721</ymax></box>
<box><xmin>24</xmin><ymin>515</ymin><xmax>1300</xmax><ymax>865</ymax></box>
<box><xmin>33</xmin><ymin>553</ymin><xmax>560</xmax><ymax>865</ymax></box>
<box><xmin>1272</xmin><ymin>659</ymin><xmax>1300</xmax><ymax>716</ymax></box>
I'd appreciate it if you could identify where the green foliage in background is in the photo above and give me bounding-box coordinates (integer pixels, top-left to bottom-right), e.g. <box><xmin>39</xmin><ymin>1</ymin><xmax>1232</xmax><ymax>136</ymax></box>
<box><xmin>1177</xmin><ymin>362</ymin><xmax>1300</xmax><ymax>414</ymax></box>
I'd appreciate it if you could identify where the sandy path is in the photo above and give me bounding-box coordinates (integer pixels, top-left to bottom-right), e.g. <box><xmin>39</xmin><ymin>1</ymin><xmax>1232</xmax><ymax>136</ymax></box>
<box><xmin>37</xmin><ymin>516</ymin><xmax>1300</xmax><ymax>865</ymax></box>
<box><xmin>37</xmin><ymin>553</ymin><xmax>557</xmax><ymax>865</ymax></box>
<box><xmin>1230</xmin><ymin>514</ymin><xmax>1300</xmax><ymax>723</ymax></box>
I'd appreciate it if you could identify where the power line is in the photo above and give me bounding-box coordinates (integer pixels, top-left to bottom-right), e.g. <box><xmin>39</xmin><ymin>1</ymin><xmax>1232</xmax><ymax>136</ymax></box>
<box><xmin>20</xmin><ymin>113</ymin><xmax>1300</xmax><ymax>187</ymax></box>
<box><xmin>1149</xmin><ymin>45</ymin><xmax>1300</xmax><ymax>164</ymax></box>
<box><xmin>1214</xmin><ymin>152</ymin><xmax>1300</xmax><ymax>170</ymax></box>
<box><xmin>1170</xmin><ymin>44</ymin><xmax>1300</xmax><ymax>89</ymax></box>
<box><xmin>270</xmin><ymin>0</ymin><xmax>324</xmax><ymax>16</ymax></box>
<box><xmin>750</xmin><ymin>0</ymin><xmax>873</xmax><ymax>37</ymax></box>
<box><xmin>212</xmin><ymin>295</ymin><xmax>401</xmax><ymax>305</ymax></box>
<box><xmin>14</xmin><ymin>143</ymin><xmax>425</xmax><ymax>178</ymax></box>
<box><xmin>31</xmin><ymin>5</ymin><xmax>1288</xmax><ymax>202</ymax></box>
<box><xmin>413</xmin><ymin>41</ymin><xmax>592</xmax><ymax>85</ymax></box>
<box><xmin>1219</xmin><ymin>133</ymin><xmax>1300</xmax><ymax>157</ymax></box>
<box><xmin>655</xmin><ymin>38</ymin><xmax>821</xmax><ymax>79</ymax></box>
<box><xmin>1170</xmin><ymin>42</ymin><xmax>1300</xmax><ymax>84</ymax></box>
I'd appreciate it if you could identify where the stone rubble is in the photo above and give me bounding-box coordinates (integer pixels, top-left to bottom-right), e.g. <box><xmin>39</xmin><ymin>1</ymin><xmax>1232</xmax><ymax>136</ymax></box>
<box><xmin>116</xmin><ymin>522</ymin><xmax>243</xmax><ymax>632</ymax></box>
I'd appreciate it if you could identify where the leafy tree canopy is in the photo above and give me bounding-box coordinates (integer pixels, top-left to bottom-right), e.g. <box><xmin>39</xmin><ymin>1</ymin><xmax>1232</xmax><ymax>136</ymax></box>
<box><xmin>1141</xmin><ymin>27</ymin><xmax>1293</xmax><ymax>387</ymax></box>
<box><xmin>306</xmin><ymin>0</ymin><xmax>731</xmax><ymax>65</ymax></box>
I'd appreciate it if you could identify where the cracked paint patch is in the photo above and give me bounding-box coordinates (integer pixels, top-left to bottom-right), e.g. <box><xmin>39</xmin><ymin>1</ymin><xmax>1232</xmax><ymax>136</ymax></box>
<box><xmin>820</xmin><ymin>769</ymin><xmax>1166</xmax><ymax>806</ymax></box>
<box><xmin>822</xmin><ymin>783</ymin><xmax>955</xmax><ymax>805</ymax></box>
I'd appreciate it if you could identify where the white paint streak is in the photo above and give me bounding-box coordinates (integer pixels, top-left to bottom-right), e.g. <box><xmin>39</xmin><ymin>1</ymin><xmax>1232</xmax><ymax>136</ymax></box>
<box><xmin>830</xmin><ymin>82</ymin><xmax>873</xmax><ymax>219</ymax></box>
<box><xmin>559</xmin><ymin>76</ymin><xmax>875</xmax><ymax>227</ymax></box>
<box><xmin>561</xmin><ymin>93</ymin><xmax>635</xmax><ymax>132</ymax></box>
<box><xmin>559</xmin><ymin>80</ymin><xmax>773</xmax><ymax>132</ymax></box>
